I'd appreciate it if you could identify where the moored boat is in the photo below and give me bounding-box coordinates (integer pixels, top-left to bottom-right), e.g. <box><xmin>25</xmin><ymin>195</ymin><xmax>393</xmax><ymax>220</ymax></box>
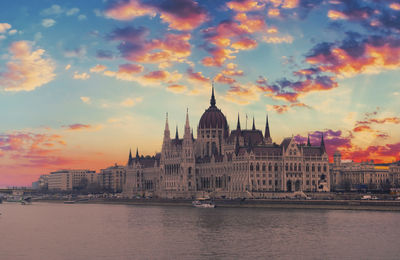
<box><xmin>192</xmin><ymin>198</ymin><xmax>216</xmax><ymax>208</ymax></box>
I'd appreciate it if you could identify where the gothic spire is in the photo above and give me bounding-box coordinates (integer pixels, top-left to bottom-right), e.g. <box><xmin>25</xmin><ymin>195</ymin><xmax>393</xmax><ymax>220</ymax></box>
<box><xmin>175</xmin><ymin>125</ymin><xmax>179</xmax><ymax>140</ymax></box>
<box><xmin>252</xmin><ymin>116</ymin><xmax>256</xmax><ymax>131</ymax></box>
<box><xmin>210</xmin><ymin>83</ymin><xmax>216</xmax><ymax>107</ymax></box>
<box><xmin>185</xmin><ymin>108</ymin><xmax>190</xmax><ymax>129</ymax></box>
<box><xmin>135</xmin><ymin>147</ymin><xmax>139</xmax><ymax>162</ymax></box>
<box><xmin>236</xmin><ymin>113</ymin><xmax>241</xmax><ymax>131</ymax></box>
<box><xmin>307</xmin><ymin>134</ymin><xmax>311</xmax><ymax>146</ymax></box>
<box><xmin>321</xmin><ymin>132</ymin><xmax>326</xmax><ymax>152</ymax></box>
<box><xmin>164</xmin><ymin>112</ymin><xmax>170</xmax><ymax>139</ymax></box>
<box><xmin>265</xmin><ymin>114</ymin><xmax>270</xmax><ymax>138</ymax></box>
<box><xmin>128</xmin><ymin>148</ymin><xmax>133</xmax><ymax>165</ymax></box>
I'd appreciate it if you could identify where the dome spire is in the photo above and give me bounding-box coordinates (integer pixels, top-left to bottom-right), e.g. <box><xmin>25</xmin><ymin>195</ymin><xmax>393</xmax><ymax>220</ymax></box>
<box><xmin>236</xmin><ymin>113</ymin><xmax>241</xmax><ymax>131</ymax></box>
<box><xmin>210</xmin><ymin>82</ymin><xmax>216</xmax><ymax>107</ymax></box>
<box><xmin>252</xmin><ymin>116</ymin><xmax>256</xmax><ymax>130</ymax></box>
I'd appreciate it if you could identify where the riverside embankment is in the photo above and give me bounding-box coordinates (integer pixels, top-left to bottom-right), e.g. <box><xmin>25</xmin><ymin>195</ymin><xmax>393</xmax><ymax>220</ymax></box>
<box><xmin>36</xmin><ymin>198</ymin><xmax>400</xmax><ymax>211</ymax></box>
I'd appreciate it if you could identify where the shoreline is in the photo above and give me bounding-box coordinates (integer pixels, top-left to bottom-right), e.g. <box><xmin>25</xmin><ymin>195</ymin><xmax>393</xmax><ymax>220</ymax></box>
<box><xmin>34</xmin><ymin>198</ymin><xmax>400</xmax><ymax>212</ymax></box>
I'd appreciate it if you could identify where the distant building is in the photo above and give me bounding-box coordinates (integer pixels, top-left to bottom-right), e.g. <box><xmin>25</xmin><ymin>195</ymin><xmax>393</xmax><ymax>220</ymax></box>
<box><xmin>124</xmin><ymin>87</ymin><xmax>330</xmax><ymax>199</ymax></box>
<box><xmin>330</xmin><ymin>151</ymin><xmax>400</xmax><ymax>191</ymax></box>
<box><xmin>98</xmin><ymin>164</ymin><xmax>126</xmax><ymax>192</ymax></box>
<box><xmin>47</xmin><ymin>169</ymin><xmax>96</xmax><ymax>190</ymax></box>
<box><xmin>32</xmin><ymin>181</ymin><xmax>39</xmax><ymax>189</ymax></box>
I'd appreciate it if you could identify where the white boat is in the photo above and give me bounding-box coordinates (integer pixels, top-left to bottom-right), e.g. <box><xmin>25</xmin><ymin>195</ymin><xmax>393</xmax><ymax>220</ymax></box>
<box><xmin>192</xmin><ymin>198</ymin><xmax>216</xmax><ymax>208</ymax></box>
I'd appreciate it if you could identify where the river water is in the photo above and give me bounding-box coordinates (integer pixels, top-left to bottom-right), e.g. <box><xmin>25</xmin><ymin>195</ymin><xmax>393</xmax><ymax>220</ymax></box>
<box><xmin>0</xmin><ymin>202</ymin><xmax>399</xmax><ymax>260</ymax></box>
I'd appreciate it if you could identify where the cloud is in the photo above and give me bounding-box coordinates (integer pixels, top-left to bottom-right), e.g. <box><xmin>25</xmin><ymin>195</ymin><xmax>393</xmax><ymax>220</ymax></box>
<box><xmin>0</xmin><ymin>23</ymin><xmax>11</xmax><ymax>33</ymax></box>
<box><xmin>306</xmin><ymin>35</ymin><xmax>400</xmax><ymax>78</ymax></box>
<box><xmin>105</xmin><ymin>0</ymin><xmax>208</xmax><ymax>31</ymax></box>
<box><xmin>167</xmin><ymin>84</ymin><xmax>187</xmax><ymax>93</ymax></box>
<box><xmin>110</xmin><ymin>26</ymin><xmax>191</xmax><ymax>66</ymax></box>
<box><xmin>267</xmin><ymin>102</ymin><xmax>311</xmax><ymax>114</ymax></box>
<box><xmin>78</xmin><ymin>14</ymin><xmax>87</xmax><ymax>20</ymax></box>
<box><xmin>66</xmin><ymin>8</ymin><xmax>79</xmax><ymax>16</ymax></box>
<box><xmin>96</xmin><ymin>49</ymin><xmax>114</xmax><ymax>59</ymax></box>
<box><xmin>263</xmin><ymin>35</ymin><xmax>293</xmax><ymax>44</ymax></box>
<box><xmin>214</xmin><ymin>73</ymin><xmax>236</xmax><ymax>85</ymax></box>
<box><xmin>73</xmin><ymin>72</ymin><xmax>90</xmax><ymax>80</ymax></box>
<box><xmin>186</xmin><ymin>68</ymin><xmax>209</xmax><ymax>85</ymax></box>
<box><xmin>64</xmin><ymin>46</ymin><xmax>86</xmax><ymax>58</ymax></box>
<box><xmin>231</xmin><ymin>37</ymin><xmax>258</xmax><ymax>50</ymax></box>
<box><xmin>226</xmin><ymin>0</ymin><xmax>265</xmax><ymax>12</ymax></box>
<box><xmin>0</xmin><ymin>41</ymin><xmax>56</xmax><ymax>92</ymax></box>
<box><xmin>65</xmin><ymin>64</ymin><xmax>71</xmax><ymax>70</ymax></box>
<box><xmin>42</xmin><ymin>19</ymin><xmax>56</xmax><ymax>28</ymax></box>
<box><xmin>390</xmin><ymin>3</ymin><xmax>400</xmax><ymax>11</ymax></box>
<box><xmin>41</xmin><ymin>5</ymin><xmax>64</xmax><ymax>16</ymax></box>
<box><xmin>90</xmin><ymin>64</ymin><xmax>107</xmax><ymax>73</ymax></box>
<box><xmin>63</xmin><ymin>124</ymin><xmax>92</xmax><ymax>131</ymax></box>
<box><xmin>120</xmin><ymin>97</ymin><xmax>143</xmax><ymax>107</ymax></box>
<box><xmin>224</xmin><ymin>83</ymin><xmax>263</xmax><ymax>105</ymax></box>
<box><xmin>80</xmin><ymin>96</ymin><xmax>91</xmax><ymax>104</ymax></box>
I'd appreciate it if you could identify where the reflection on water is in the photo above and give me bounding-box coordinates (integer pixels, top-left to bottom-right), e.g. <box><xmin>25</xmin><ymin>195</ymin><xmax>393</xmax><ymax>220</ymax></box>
<box><xmin>0</xmin><ymin>203</ymin><xmax>399</xmax><ymax>260</ymax></box>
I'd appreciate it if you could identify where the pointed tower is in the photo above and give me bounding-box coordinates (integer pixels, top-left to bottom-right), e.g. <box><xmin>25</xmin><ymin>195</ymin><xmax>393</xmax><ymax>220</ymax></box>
<box><xmin>252</xmin><ymin>116</ymin><xmax>256</xmax><ymax>131</ymax></box>
<box><xmin>127</xmin><ymin>148</ymin><xmax>133</xmax><ymax>166</ymax></box>
<box><xmin>320</xmin><ymin>133</ymin><xmax>326</xmax><ymax>153</ymax></box>
<box><xmin>235</xmin><ymin>134</ymin><xmax>240</xmax><ymax>156</ymax></box>
<box><xmin>307</xmin><ymin>134</ymin><xmax>311</xmax><ymax>146</ymax></box>
<box><xmin>163</xmin><ymin>113</ymin><xmax>170</xmax><ymax>143</ymax></box>
<box><xmin>175</xmin><ymin>125</ymin><xmax>179</xmax><ymax>140</ymax></box>
<box><xmin>236</xmin><ymin>113</ymin><xmax>241</xmax><ymax>131</ymax></box>
<box><xmin>162</xmin><ymin>112</ymin><xmax>171</xmax><ymax>161</ymax></box>
<box><xmin>210</xmin><ymin>84</ymin><xmax>216</xmax><ymax>107</ymax></box>
<box><xmin>264</xmin><ymin>114</ymin><xmax>272</xmax><ymax>144</ymax></box>
<box><xmin>135</xmin><ymin>147</ymin><xmax>139</xmax><ymax>163</ymax></box>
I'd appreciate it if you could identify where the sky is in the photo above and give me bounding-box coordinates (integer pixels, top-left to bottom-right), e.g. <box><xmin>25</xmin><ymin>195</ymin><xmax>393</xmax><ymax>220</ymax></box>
<box><xmin>0</xmin><ymin>0</ymin><xmax>399</xmax><ymax>187</ymax></box>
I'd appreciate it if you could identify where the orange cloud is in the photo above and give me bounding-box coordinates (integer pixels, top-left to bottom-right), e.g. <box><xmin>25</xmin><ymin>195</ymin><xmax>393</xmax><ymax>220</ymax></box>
<box><xmin>307</xmin><ymin>43</ymin><xmax>400</xmax><ymax>78</ymax></box>
<box><xmin>327</xmin><ymin>10</ymin><xmax>348</xmax><ymax>20</ymax></box>
<box><xmin>201</xmin><ymin>47</ymin><xmax>237</xmax><ymax>67</ymax></box>
<box><xmin>143</xmin><ymin>70</ymin><xmax>169</xmax><ymax>81</ymax></box>
<box><xmin>227</xmin><ymin>0</ymin><xmax>265</xmax><ymax>12</ymax></box>
<box><xmin>268</xmin><ymin>8</ymin><xmax>280</xmax><ymax>17</ymax></box>
<box><xmin>105</xmin><ymin>0</ymin><xmax>155</xmax><ymax>20</ymax></box>
<box><xmin>187</xmin><ymin>68</ymin><xmax>209</xmax><ymax>84</ymax></box>
<box><xmin>167</xmin><ymin>84</ymin><xmax>187</xmax><ymax>93</ymax></box>
<box><xmin>224</xmin><ymin>83</ymin><xmax>262</xmax><ymax>105</ymax></box>
<box><xmin>222</xmin><ymin>63</ymin><xmax>244</xmax><ymax>76</ymax></box>
<box><xmin>0</xmin><ymin>41</ymin><xmax>55</xmax><ymax>92</ymax></box>
<box><xmin>105</xmin><ymin>0</ymin><xmax>207</xmax><ymax>31</ymax></box>
<box><xmin>73</xmin><ymin>72</ymin><xmax>90</xmax><ymax>80</ymax></box>
<box><xmin>231</xmin><ymin>37</ymin><xmax>258</xmax><ymax>50</ymax></box>
<box><xmin>118</xmin><ymin>63</ymin><xmax>144</xmax><ymax>74</ymax></box>
<box><xmin>64</xmin><ymin>124</ymin><xmax>92</xmax><ymax>131</ymax></box>
<box><xmin>267</xmin><ymin>102</ymin><xmax>311</xmax><ymax>114</ymax></box>
<box><xmin>214</xmin><ymin>73</ymin><xmax>236</xmax><ymax>85</ymax></box>
<box><xmin>90</xmin><ymin>64</ymin><xmax>107</xmax><ymax>73</ymax></box>
<box><xmin>390</xmin><ymin>3</ymin><xmax>400</xmax><ymax>11</ymax></box>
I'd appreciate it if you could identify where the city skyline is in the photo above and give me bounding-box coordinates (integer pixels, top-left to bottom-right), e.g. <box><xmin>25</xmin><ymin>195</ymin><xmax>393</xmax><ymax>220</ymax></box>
<box><xmin>1</xmin><ymin>0</ymin><xmax>400</xmax><ymax>187</ymax></box>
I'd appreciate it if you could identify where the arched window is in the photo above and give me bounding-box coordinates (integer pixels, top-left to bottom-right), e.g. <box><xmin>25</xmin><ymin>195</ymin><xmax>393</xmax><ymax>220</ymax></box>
<box><xmin>188</xmin><ymin>167</ymin><xmax>192</xmax><ymax>174</ymax></box>
<box><xmin>318</xmin><ymin>164</ymin><xmax>321</xmax><ymax>172</ymax></box>
<box><xmin>212</xmin><ymin>142</ymin><xmax>217</xmax><ymax>155</ymax></box>
<box><xmin>294</xmin><ymin>150</ymin><xmax>297</xmax><ymax>155</ymax></box>
<box><xmin>290</xmin><ymin>163</ymin><xmax>293</xmax><ymax>171</ymax></box>
<box><xmin>299</xmin><ymin>163</ymin><xmax>302</xmax><ymax>171</ymax></box>
<box><xmin>268</xmin><ymin>163</ymin><xmax>272</xmax><ymax>171</ymax></box>
<box><xmin>294</xmin><ymin>163</ymin><xmax>297</xmax><ymax>171</ymax></box>
<box><xmin>323</xmin><ymin>164</ymin><xmax>327</xmax><ymax>172</ymax></box>
<box><xmin>250</xmin><ymin>164</ymin><xmax>254</xmax><ymax>171</ymax></box>
<box><xmin>289</xmin><ymin>150</ymin><xmax>292</xmax><ymax>155</ymax></box>
<box><xmin>206</xmin><ymin>142</ymin><xmax>210</xmax><ymax>156</ymax></box>
<box><xmin>274</xmin><ymin>163</ymin><xmax>278</xmax><ymax>171</ymax></box>
<box><xmin>256</xmin><ymin>163</ymin><xmax>260</xmax><ymax>171</ymax></box>
<box><xmin>306</xmin><ymin>164</ymin><xmax>309</xmax><ymax>172</ymax></box>
<box><xmin>285</xmin><ymin>163</ymin><xmax>288</xmax><ymax>171</ymax></box>
<box><xmin>262</xmin><ymin>164</ymin><xmax>266</xmax><ymax>171</ymax></box>
<box><xmin>312</xmin><ymin>164</ymin><xmax>315</xmax><ymax>172</ymax></box>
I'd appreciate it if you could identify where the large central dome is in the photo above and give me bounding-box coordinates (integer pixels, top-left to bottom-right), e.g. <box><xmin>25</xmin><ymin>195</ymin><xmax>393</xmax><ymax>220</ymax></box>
<box><xmin>198</xmin><ymin>87</ymin><xmax>228</xmax><ymax>129</ymax></box>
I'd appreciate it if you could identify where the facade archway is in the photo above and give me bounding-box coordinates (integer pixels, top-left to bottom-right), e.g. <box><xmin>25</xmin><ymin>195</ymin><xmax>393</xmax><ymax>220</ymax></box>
<box><xmin>295</xmin><ymin>180</ymin><xmax>301</xmax><ymax>191</ymax></box>
<box><xmin>286</xmin><ymin>180</ymin><xmax>292</xmax><ymax>192</ymax></box>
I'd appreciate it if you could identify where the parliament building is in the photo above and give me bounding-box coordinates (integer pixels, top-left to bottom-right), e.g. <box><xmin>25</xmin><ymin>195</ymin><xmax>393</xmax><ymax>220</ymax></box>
<box><xmin>124</xmin><ymin>88</ymin><xmax>330</xmax><ymax>199</ymax></box>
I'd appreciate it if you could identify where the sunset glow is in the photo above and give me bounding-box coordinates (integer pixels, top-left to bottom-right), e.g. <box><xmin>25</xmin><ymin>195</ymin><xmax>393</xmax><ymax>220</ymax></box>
<box><xmin>1</xmin><ymin>0</ymin><xmax>399</xmax><ymax>187</ymax></box>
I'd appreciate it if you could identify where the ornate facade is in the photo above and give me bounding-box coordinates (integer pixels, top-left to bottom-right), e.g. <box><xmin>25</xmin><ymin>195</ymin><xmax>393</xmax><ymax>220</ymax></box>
<box><xmin>124</xmin><ymin>88</ymin><xmax>330</xmax><ymax>199</ymax></box>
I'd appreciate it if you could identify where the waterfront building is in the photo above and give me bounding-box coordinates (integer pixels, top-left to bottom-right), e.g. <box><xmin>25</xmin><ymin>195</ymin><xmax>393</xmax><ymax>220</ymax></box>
<box><xmin>47</xmin><ymin>169</ymin><xmax>96</xmax><ymax>190</ymax></box>
<box><xmin>330</xmin><ymin>151</ymin><xmax>400</xmax><ymax>191</ymax></box>
<box><xmin>124</xmin><ymin>88</ymin><xmax>330</xmax><ymax>199</ymax></box>
<box><xmin>98</xmin><ymin>164</ymin><xmax>126</xmax><ymax>192</ymax></box>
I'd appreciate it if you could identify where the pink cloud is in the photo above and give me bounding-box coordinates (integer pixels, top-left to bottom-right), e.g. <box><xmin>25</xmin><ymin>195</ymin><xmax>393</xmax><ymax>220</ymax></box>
<box><xmin>0</xmin><ymin>41</ymin><xmax>56</xmax><ymax>92</ymax></box>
